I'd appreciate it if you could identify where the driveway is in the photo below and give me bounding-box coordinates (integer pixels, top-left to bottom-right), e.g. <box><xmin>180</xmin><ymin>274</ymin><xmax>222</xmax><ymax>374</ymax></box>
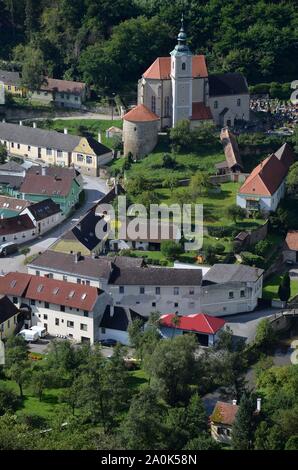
<box><xmin>0</xmin><ymin>175</ymin><xmax>109</xmax><ymax>274</ymax></box>
<box><xmin>223</xmin><ymin>307</ymin><xmax>280</xmax><ymax>343</ymax></box>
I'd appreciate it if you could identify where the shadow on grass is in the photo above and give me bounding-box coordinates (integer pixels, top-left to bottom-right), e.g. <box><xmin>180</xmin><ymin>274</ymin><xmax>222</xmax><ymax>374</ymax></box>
<box><xmin>127</xmin><ymin>372</ymin><xmax>148</xmax><ymax>391</ymax></box>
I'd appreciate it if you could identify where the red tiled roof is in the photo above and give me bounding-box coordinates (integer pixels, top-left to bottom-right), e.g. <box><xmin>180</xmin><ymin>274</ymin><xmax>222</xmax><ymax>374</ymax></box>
<box><xmin>159</xmin><ymin>313</ymin><xmax>225</xmax><ymax>335</ymax></box>
<box><xmin>143</xmin><ymin>55</ymin><xmax>208</xmax><ymax>80</ymax></box>
<box><xmin>20</xmin><ymin>173</ymin><xmax>74</xmax><ymax>197</ymax></box>
<box><xmin>26</xmin><ymin>275</ymin><xmax>101</xmax><ymax>311</ymax></box>
<box><xmin>0</xmin><ymin>214</ymin><xmax>35</xmax><ymax>236</ymax></box>
<box><xmin>191</xmin><ymin>102</ymin><xmax>213</xmax><ymax>121</ymax></box>
<box><xmin>210</xmin><ymin>401</ymin><xmax>239</xmax><ymax>425</ymax></box>
<box><xmin>0</xmin><ymin>272</ymin><xmax>102</xmax><ymax>311</ymax></box>
<box><xmin>123</xmin><ymin>104</ymin><xmax>160</xmax><ymax>122</ymax></box>
<box><xmin>285</xmin><ymin>231</ymin><xmax>298</xmax><ymax>251</ymax></box>
<box><xmin>238</xmin><ymin>154</ymin><xmax>288</xmax><ymax>196</ymax></box>
<box><xmin>273</xmin><ymin>143</ymin><xmax>295</xmax><ymax>170</ymax></box>
<box><xmin>0</xmin><ymin>272</ymin><xmax>31</xmax><ymax>297</ymax></box>
<box><xmin>41</xmin><ymin>77</ymin><xmax>85</xmax><ymax>95</ymax></box>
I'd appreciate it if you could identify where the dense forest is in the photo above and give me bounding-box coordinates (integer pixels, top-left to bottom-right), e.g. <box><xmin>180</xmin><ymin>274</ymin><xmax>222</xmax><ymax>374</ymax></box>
<box><xmin>0</xmin><ymin>1</ymin><xmax>297</xmax><ymax>94</ymax></box>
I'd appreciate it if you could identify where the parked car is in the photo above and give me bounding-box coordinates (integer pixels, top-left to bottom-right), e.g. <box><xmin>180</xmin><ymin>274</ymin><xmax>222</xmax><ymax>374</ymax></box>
<box><xmin>0</xmin><ymin>242</ymin><xmax>18</xmax><ymax>257</ymax></box>
<box><xmin>18</xmin><ymin>329</ymin><xmax>39</xmax><ymax>342</ymax></box>
<box><xmin>99</xmin><ymin>338</ymin><xmax>118</xmax><ymax>347</ymax></box>
<box><xmin>30</xmin><ymin>326</ymin><xmax>47</xmax><ymax>338</ymax></box>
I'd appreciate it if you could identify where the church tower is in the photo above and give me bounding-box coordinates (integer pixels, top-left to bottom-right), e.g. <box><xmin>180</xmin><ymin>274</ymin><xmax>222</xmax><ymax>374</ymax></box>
<box><xmin>170</xmin><ymin>15</ymin><xmax>193</xmax><ymax>127</ymax></box>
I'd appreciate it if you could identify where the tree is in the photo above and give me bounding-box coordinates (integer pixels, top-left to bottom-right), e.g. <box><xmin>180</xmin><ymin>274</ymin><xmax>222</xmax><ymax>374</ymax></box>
<box><xmin>0</xmin><ymin>144</ymin><xmax>7</xmax><ymax>164</ymax></box>
<box><xmin>214</xmin><ymin>325</ymin><xmax>234</xmax><ymax>352</ymax></box>
<box><xmin>254</xmin><ymin>318</ymin><xmax>276</xmax><ymax>350</ymax></box>
<box><xmin>0</xmin><ymin>384</ymin><xmax>18</xmax><ymax>415</ymax></box>
<box><xmin>120</xmin><ymin>387</ymin><xmax>167</xmax><ymax>450</ymax></box>
<box><xmin>162</xmin><ymin>174</ymin><xmax>177</xmax><ymax>193</ymax></box>
<box><xmin>170</xmin><ymin>119</ymin><xmax>192</xmax><ymax>153</ymax></box>
<box><xmin>145</xmin><ymin>335</ymin><xmax>198</xmax><ymax>405</ymax></box>
<box><xmin>171</xmin><ymin>312</ymin><xmax>180</xmax><ymax>338</ymax></box>
<box><xmin>161</xmin><ymin>240</ymin><xmax>183</xmax><ymax>261</ymax></box>
<box><xmin>254</xmin><ymin>240</ymin><xmax>271</xmax><ymax>257</ymax></box>
<box><xmin>189</xmin><ymin>171</ymin><xmax>209</xmax><ymax>199</ymax></box>
<box><xmin>17</xmin><ymin>44</ymin><xmax>45</xmax><ymax>91</ymax></box>
<box><xmin>286</xmin><ymin>162</ymin><xmax>298</xmax><ymax>197</ymax></box>
<box><xmin>227</xmin><ymin>204</ymin><xmax>246</xmax><ymax>224</ymax></box>
<box><xmin>20</xmin><ymin>246</ymin><xmax>30</xmax><ymax>260</ymax></box>
<box><xmin>0</xmin><ymin>414</ymin><xmax>32</xmax><ymax>450</ymax></box>
<box><xmin>184</xmin><ymin>433</ymin><xmax>221</xmax><ymax>450</ymax></box>
<box><xmin>232</xmin><ymin>392</ymin><xmax>257</xmax><ymax>450</ymax></box>
<box><xmin>162</xmin><ymin>154</ymin><xmax>177</xmax><ymax>169</ymax></box>
<box><xmin>278</xmin><ymin>272</ymin><xmax>291</xmax><ymax>302</ymax></box>
<box><xmin>137</xmin><ymin>190</ymin><xmax>160</xmax><ymax>211</ymax></box>
<box><xmin>29</xmin><ymin>365</ymin><xmax>54</xmax><ymax>401</ymax></box>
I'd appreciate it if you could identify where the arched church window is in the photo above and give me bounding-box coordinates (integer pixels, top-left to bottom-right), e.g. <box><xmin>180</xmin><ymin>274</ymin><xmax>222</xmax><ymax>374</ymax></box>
<box><xmin>151</xmin><ymin>95</ymin><xmax>156</xmax><ymax>113</ymax></box>
<box><xmin>182</xmin><ymin>62</ymin><xmax>186</xmax><ymax>71</ymax></box>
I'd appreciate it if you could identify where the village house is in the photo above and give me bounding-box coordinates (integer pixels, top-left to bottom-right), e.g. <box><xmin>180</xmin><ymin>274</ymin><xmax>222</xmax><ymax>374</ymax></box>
<box><xmin>0</xmin><ymin>272</ymin><xmax>111</xmax><ymax>345</ymax></box>
<box><xmin>30</xmin><ymin>77</ymin><xmax>87</xmax><ymax>109</ymax></box>
<box><xmin>0</xmin><ymin>121</ymin><xmax>113</xmax><ymax>176</ymax></box>
<box><xmin>210</xmin><ymin>401</ymin><xmax>239</xmax><ymax>444</ymax></box>
<box><xmin>236</xmin><ymin>143</ymin><xmax>295</xmax><ymax>213</ymax></box>
<box><xmin>0</xmin><ymin>195</ymin><xmax>31</xmax><ymax>218</ymax></box>
<box><xmin>99</xmin><ymin>305</ymin><xmax>145</xmax><ymax>346</ymax></box>
<box><xmin>159</xmin><ymin>313</ymin><xmax>226</xmax><ymax>347</ymax></box>
<box><xmin>0</xmin><ymin>295</ymin><xmax>19</xmax><ymax>340</ymax></box>
<box><xmin>283</xmin><ymin>231</ymin><xmax>298</xmax><ymax>264</ymax></box>
<box><xmin>0</xmin><ymin>70</ymin><xmax>26</xmax><ymax>97</ymax></box>
<box><xmin>0</xmin><ymin>198</ymin><xmax>62</xmax><ymax>244</ymax></box>
<box><xmin>0</xmin><ymin>161</ymin><xmax>26</xmax><ymax>197</ymax></box>
<box><xmin>215</xmin><ymin>127</ymin><xmax>244</xmax><ymax>175</ymax></box>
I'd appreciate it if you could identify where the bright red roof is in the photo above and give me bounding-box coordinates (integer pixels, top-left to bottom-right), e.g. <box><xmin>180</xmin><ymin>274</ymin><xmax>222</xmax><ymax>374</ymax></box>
<box><xmin>123</xmin><ymin>104</ymin><xmax>159</xmax><ymax>122</ymax></box>
<box><xmin>0</xmin><ymin>272</ymin><xmax>102</xmax><ymax>311</ymax></box>
<box><xmin>159</xmin><ymin>313</ymin><xmax>225</xmax><ymax>335</ymax></box>
<box><xmin>239</xmin><ymin>154</ymin><xmax>288</xmax><ymax>197</ymax></box>
<box><xmin>143</xmin><ymin>55</ymin><xmax>208</xmax><ymax>80</ymax></box>
<box><xmin>191</xmin><ymin>102</ymin><xmax>213</xmax><ymax>121</ymax></box>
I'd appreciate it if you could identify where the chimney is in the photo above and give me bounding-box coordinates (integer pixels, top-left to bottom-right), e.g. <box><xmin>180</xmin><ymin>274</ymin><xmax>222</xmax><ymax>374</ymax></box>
<box><xmin>41</xmin><ymin>166</ymin><xmax>46</xmax><ymax>176</ymax></box>
<box><xmin>98</xmin><ymin>131</ymin><xmax>102</xmax><ymax>143</ymax></box>
<box><xmin>91</xmin><ymin>252</ymin><xmax>96</xmax><ymax>259</ymax></box>
<box><xmin>114</xmin><ymin>182</ymin><xmax>118</xmax><ymax>195</ymax></box>
<box><xmin>33</xmin><ymin>122</ymin><xmax>37</xmax><ymax>128</ymax></box>
<box><xmin>110</xmin><ymin>305</ymin><xmax>114</xmax><ymax>317</ymax></box>
<box><xmin>19</xmin><ymin>120</ymin><xmax>23</xmax><ymax>126</ymax></box>
<box><xmin>2</xmin><ymin>118</ymin><xmax>5</xmax><ymax>123</ymax></box>
<box><xmin>64</xmin><ymin>128</ymin><xmax>68</xmax><ymax>135</ymax></box>
<box><xmin>256</xmin><ymin>398</ymin><xmax>261</xmax><ymax>412</ymax></box>
<box><xmin>74</xmin><ymin>251</ymin><xmax>81</xmax><ymax>263</ymax></box>
<box><xmin>232</xmin><ymin>399</ymin><xmax>237</xmax><ymax>406</ymax></box>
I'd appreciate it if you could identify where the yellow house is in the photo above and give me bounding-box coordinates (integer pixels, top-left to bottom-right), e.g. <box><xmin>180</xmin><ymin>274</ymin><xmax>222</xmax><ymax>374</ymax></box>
<box><xmin>0</xmin><ymin>295</ymin><xmax>19</xmax><ymax>340</ymax></box>
<box><xmin>0</xmin><ymin>122</ymin><xmax>113</xmax><ymax>176</ymax></box>
<box><xmin>0</xmin><ymin>70</ymin><xmax>27</xmax><ymax>97</ymax></box>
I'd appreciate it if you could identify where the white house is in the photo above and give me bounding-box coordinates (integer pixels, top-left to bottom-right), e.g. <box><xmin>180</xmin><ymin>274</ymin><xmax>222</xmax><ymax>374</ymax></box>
<box><xmin>237</xmin><ymin>143</ymin><xmax>295</xmax><ymax>214</ymax></box>
<box><xmin>0</xmin><ymin>272</ymin><xmax>111</xmax><ymax>345</ymax></box>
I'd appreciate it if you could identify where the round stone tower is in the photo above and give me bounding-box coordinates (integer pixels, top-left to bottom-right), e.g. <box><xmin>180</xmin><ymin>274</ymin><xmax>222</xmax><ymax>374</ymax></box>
<box><xmin>123</xmin><ymin>104</ymin><xmax>160</xmax><ymax>159</ymax></box>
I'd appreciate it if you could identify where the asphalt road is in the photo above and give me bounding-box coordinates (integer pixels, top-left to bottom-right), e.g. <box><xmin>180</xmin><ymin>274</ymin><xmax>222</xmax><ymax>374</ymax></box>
<box><xmin>0</xmin><ymin>175</ymin><xmax>108</xmax><ymax>274</ymax></box>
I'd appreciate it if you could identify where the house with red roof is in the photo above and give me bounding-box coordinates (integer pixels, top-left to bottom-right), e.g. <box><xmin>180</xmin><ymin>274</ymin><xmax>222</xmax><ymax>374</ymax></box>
<box><xmin>137</xmin><ymin>17</ymin><xmax>249</xmax><ymax>129</ymax></box>
<box><xmin>0</xmin><ymin>272</ymin><xmax>111</xmax><ymax>344</ymax></box>
<box><xmin>283</xmin><ymin>231</ymin><xmax>298</xmax><ymax>263</ymax></box>
<box><xmin>159</xmin><ymin>313</ymin><xmax>226</xmax><ymax>347</ymax></box>
<box><xmin>210</xmin><ymin>401</ymin><xmax>239</xmax><ymax>444</ymax></box>
<box><xmin>236</xmin><ymin>143</ymin><xmax>295</xmax><ymax>213</ymax></box>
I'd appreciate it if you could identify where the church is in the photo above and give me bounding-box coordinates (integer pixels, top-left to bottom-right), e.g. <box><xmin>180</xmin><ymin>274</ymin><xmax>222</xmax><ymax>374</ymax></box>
<box><xmin>137</xmin><ymin>18</ymin><xmax>250</xmax><ymax>129</ymax></box>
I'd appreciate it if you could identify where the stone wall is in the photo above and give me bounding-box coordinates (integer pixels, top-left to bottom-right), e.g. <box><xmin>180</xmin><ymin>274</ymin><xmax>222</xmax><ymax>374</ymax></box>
<box><xmin>123</xmin><ymin>119</ymin><xmax>159</xmax><ymax>159</ymax></box>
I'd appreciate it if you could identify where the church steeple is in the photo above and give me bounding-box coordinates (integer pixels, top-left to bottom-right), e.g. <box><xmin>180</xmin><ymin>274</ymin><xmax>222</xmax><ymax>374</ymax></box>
<box><xmin>171</xmin><ymin>14</ymin><xmax>191</xmax><ymax>56</ymax></box>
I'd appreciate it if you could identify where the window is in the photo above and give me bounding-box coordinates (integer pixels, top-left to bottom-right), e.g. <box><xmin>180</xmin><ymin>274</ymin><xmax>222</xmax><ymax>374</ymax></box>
<box><xmin>156</xmin><ymin>287</ymin><xmax>160</xmax><ymax>295</ymax></box>
<box><xmin>77</xmin><ymin>278</ymin><xmax>81</xmax><ymax>284</ymax></box>
<box><xmin>152</xmin><ymin>302</ymin><xmax>156</xmax><ymax>307</ymax></box>
<box><xmin>119</xmin><ymin>286</ymin><xmax>124</xmax><ymax>294</ymax></box>
<box><xmin>101</xmin><ymin>327</ymin><xmax>106</xmax><ymax>334</ymax></box>
<box><xmin>44</xmin><ymin>302</ymin><xmax>49</xmax><ymax>309</ymax></box>
<box><xmin>77</xmin><ymin>154</ymin><xmax>84</xmax><ymax>162</ymax></box>
<box><xmin>47</xmin><ymin>273</ymin><xmax>53</xmax><ymax>279</ymax></box>
<box><xmin>28</xmin><ymin>146</ymin><xmax>31</xmax><ymax>151</ymax></box>
<box><xmin>13</xmin><ymin>297</ymin><xmax>18</xmax><ymax>304</ymax></box>
<box><xmin>174</xmin><ymin>287</ymin><xmax>179</xmax><ymax>295</ymax></box>
<box><xmin>86</xmin><ymin>280</ymin><xmax>90</xmax><ymax>286</ymax></box>
<box><xmin>182</xmin><ymin>62</ymin><xmax>186</xmax><ymax>70</ymax></box>
<box><xmin>86</xmin><ymin>156</ymin><xmax>93</xmax><ymax>165</ymax></box>
<box><xmin>46</xmin><ymin>148</ymin><xmax>52</xmax><ymax>156</ymax></box>
<box><xmin>75</xmin><ymin>96</ymin><xmax>78</xmax><ymax>101</ymax></box>
<box><xmin>35</xmin><ymin>270</ymin><xmax>40</xmax><ymax>276</ymax></box>
<box><xmin>60</xmin><ymin>305</ymin><xmax>65</xmax><ymax>312</ymax></box>
<box><xmin>237</xmin><ymin>98</ymin><xmax>241</xmax><ymax>106</ymax></box>
<box><xmin>61</xmin><ymin>93</ymin><xmax>64</xmax><ymax>99</ymax></box>
<box><xmin>140</xmin><ymin>287</ymin><xmax>145</xmax><ymax>294</ymax></box>
<box><xmin>55</xmin><ymin>318</ymin><xmax>59</xmax><ymax>326</ymax></box>
<box><xmin>174</xmin><ymin>302</ymin><xmax>179</xmax><ymax>308</ymax></box>
<box><xmin>57</xmin><ymin>150</ymin><xmax>63</xmax><ymax>158</ymax></box>
<box><xmin>63</xmin><ymin>275</ymin><xmax>67</xmax><ymax>281</ymax></box>
<box><xmin>151</xmin><ymin>95</ymin><xmax>156</xmax><ymax>113</ymax></box>
<box><xmin>11</xmin><ymin>142</ymin><xmax>14</xmax><ymax>148</ymax></box>
<box><xmin>214</xmin><ymin>101</ymin><xmax>218</xmax><ymax>109</ymax></box>
<box><xmin>7</xmin><ymin>320</ymin><xmax>10</xmax><ymax>328</ymax></box>
<box><xmin>189</xmin><ymin>288</ymin><xmax>194</xmax><ymax>295</ymax></box>
<box><xmin>30</xmin><ymin>299</ymin><xmax>35</xmax><ymax>306</ymax></box>
<box><xmin>67</xmin><ymin>321</ymin><xmax>74</xmax><ymax>328</ymax></box>
<box><xmin>17</xmin><ymin>144</ymin><xmax>20</xmax><ymax>149</ymax></box>
<box><xmin>44</xmin><ymin>314</ymin><xmax>48</xmax><ymax>320</ymax></box>
<box><xmin>240</xmin><ymin>290</ymin><xmax>245</xmax><ymax>298</ymax></box>
<box><xmin>80</xmin><ymin>324</ymin><xmax>87</xmax><ymax>331</ymax></box>
<box><xmin>84</xmin><ymin>311</ymin><xmax>89</xmax><ymax>317</ymax></box>
<box><xmin>229</xmin><ymin>292</ymin><xmax>234</xmax><ymax>299</ymax></box>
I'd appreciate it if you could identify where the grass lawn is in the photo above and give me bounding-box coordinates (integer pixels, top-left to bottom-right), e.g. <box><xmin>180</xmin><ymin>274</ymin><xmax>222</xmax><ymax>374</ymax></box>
<box><xmin>127</xmin><ymin>369</ymin><xmax>149</xmax><ymax>391</ymax></box>
<box><xmin>37</xmin><ymin>118</ymin><xmax>122</xmax><ymax>148</ymax></box>
<box><xmin>263</xmin><ymin>275</ymin><xmax>298</xmax><ymax>300</ymax></box>
<box><xmin>0</xmin><ymin>378</ymin><xmax>64</xmax><ymax>419</ymax></box>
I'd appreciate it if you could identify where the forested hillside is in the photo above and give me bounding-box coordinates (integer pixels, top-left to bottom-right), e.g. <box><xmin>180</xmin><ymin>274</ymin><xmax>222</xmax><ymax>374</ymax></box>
<box><xmin>0</xmin><ymin>0</ymin><xmax>297</xmax><ymax>94</ymax></box>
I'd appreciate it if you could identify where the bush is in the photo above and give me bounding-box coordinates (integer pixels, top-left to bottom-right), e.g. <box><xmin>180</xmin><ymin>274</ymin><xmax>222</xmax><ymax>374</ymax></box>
<box><xmin>241</xmin><ymin>251</ymin><xmax>264</xmax><ymax>268</ymax></box>
<box><xmin>0</xmin><ymin>384</ymin><xmax>19</xmax><ymax>415</ymax></box>
<box><xmin>161</xmin><ymin>241</ymin><xmax>184</xmax><ymax>260</ymax></box>
<box><xmin>254</xmin><ymin>240</ymin><xmax>271</xmax><ymax>257</ymax></box>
